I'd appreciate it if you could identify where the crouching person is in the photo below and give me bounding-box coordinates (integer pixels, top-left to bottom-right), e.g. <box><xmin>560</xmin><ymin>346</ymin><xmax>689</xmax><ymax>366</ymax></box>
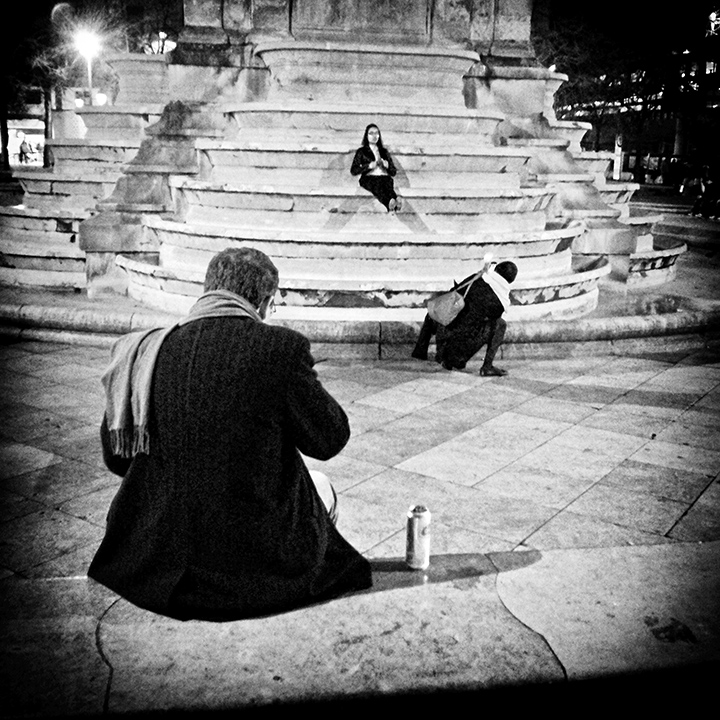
<box><xmin>412</xmin><ymin>260</ymin><xmax>518</xmax><ymax>376</ymax></box>
<box><xmin>89</xmin><ymin>247</ymin><xmax>372</xmax><ymax>621</ymax></box>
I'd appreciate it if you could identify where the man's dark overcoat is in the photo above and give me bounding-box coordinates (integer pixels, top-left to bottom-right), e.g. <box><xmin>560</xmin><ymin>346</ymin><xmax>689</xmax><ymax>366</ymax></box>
<box><xmin>89</xmin><ymin>316</ymin><xmax>372</xmax><ymax>621</ymax></box>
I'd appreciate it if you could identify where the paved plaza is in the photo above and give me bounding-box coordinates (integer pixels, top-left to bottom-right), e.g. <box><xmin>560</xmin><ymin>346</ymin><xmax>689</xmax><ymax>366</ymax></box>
<box><xmin>1</xmin><ymin>333</ymin><xmax>719</xmax><ymax>716</ymax></box>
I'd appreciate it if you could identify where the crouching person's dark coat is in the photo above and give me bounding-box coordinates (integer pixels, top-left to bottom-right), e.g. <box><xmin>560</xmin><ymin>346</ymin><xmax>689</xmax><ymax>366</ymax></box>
<box><xmin>89</xmin><ymin>316</ymin><xmax>372</xmax><ymax>621</ymax></box>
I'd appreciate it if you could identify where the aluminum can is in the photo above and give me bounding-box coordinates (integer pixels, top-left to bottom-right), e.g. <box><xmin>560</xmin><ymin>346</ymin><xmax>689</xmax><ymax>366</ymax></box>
<box><xmin>405</xmin><ymin>504</ymin><xmax>431</xmax><ymax>570</ymax></box>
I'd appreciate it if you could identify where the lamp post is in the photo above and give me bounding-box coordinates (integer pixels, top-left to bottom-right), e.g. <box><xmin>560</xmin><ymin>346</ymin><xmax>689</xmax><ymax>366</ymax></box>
<box><xmin>74</xmin><ymin>30</ymin><xmax>100</xmax><ymax>106</ymax></box>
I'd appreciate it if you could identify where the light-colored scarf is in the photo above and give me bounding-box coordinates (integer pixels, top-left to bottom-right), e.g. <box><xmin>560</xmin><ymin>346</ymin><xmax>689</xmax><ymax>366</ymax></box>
<box><xmin>101</xmin><ymin>290</ymin><xmax>262</xmax><ymax>458</ymax></box>
<box><xmin>482</xmin><ymin>268</ymin><xmax>511</xmax><ymax>311</ymax></box>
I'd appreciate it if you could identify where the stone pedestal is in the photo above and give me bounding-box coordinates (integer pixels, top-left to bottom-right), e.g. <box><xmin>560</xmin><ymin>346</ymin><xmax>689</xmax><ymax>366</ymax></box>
<box><xmin>175</xmin><ymin>0</ymin><xmax>538</xmax><ymax>59</ymax></box>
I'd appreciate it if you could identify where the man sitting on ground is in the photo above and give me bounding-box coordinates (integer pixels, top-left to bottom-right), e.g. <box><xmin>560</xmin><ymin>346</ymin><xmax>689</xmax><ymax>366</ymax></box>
<box><xmin>89</xmin><ymin>247</ymin><xmax>372</xmax><ymax>621</ymax></box>
<box><xmin>412</xmin><ymin>260</ymin><xmax>518</xmax><ymax>376</ymax></box>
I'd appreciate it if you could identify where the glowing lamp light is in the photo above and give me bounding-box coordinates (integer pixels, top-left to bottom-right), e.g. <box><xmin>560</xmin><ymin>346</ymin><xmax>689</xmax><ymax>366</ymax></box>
<box><xmin>148</xmin><ymin>31</ymin><xmax>177</xmax><ymax>55</ymax></box>
<box><xmin>74</xmin><ymin>30</ymin><xmax>101</xmax><ymax>105</ymax></box>
<box><xmin>75</xmin><ymin>29</ymin><xmax>100</xmax><ymax>59</ymax></box>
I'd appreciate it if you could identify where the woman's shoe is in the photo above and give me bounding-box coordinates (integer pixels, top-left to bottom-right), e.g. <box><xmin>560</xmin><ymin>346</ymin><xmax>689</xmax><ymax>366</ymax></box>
<box><xmin>388</xmin><ymin>198</ymin><xmax>397</xmax><ymax>212</ymax></box>
<box><xmin>480</xmin><ymin>365</ymin><xmax>508</xmax><ymax>377</ymax></box>
<box><xmin>395</xmin><ymin>196</ymin><xmax>403</xmax><ymax>211</ymax></box>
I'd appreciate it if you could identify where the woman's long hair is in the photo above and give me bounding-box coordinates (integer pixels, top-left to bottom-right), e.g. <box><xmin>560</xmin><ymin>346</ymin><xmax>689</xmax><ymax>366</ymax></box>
<box><xmin>361</xmin><ymin>123</ymin><xmax>387</xmax><ymax>153</ymax></box>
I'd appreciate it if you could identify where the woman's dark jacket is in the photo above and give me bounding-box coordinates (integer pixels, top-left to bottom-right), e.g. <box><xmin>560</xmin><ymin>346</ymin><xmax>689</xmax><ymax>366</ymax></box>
<box><xmin>436</xmin><ymin>273</ymin><xmax>505</xmax><ymax>355</ymax></box>
<box><xmin>350</xmin><ymin>145</ymin><xmax>397</xmax><ymax>177</ymax></box>
<box><xmin>89</xmin><ymin>317</ymin><xmax>372</xmax><ymax>621</ymax></box>
<box><xmin>443</xmin><ymin>273</ymin><xmax>504</xmax><ymax>334</ymax></box>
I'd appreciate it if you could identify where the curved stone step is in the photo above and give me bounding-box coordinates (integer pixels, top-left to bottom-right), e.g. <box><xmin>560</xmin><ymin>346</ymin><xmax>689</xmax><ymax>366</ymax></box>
<box><xmin>196</xmin><ymin>139</ymin><xmax>532</xmax><ymax>187</ymax></box>
<box><xmin>0</xmin><ymin>204</ymin><xmax>89</xmax><ymax>233</ymax></box>
<box><xmin>0</xmin><ymin>232</ymin><xmax>83</xmax><ymax>257</ymax></box>
<box><xmin>203</xmin><ymin>166</ymin><xmax>521</xmax><ymax>191</ymax></box>
<box><xmin>506</xmin><ymin>138</ymin><xmax>570</xmax><ymax>150</ymax></box>
<box><xmin>0</xmin><ymin>266</ymin><xmax>86</xmax><ymax>290</ymax></box>
<box><xmin>225</xmin><ymin>102</ymin><xmax>504</xmax><ymax>137</ymax></box>
<box><xmin>155</xmin><ymin>234</ymin><xmax>575</xmax><ymax>282</ymax></box>
<box><xmin>75</xmin><ymin>106</ymin><xmax>165</xmax><ymax>141</ymax></box>
<box><xmin>147</xmin><ymin>215</ymin><xmax>580</xmax><ymax>249</ymax></box>
<box><xmin>47</xmin><ymin>138</ymin><xmax>142</xmax><ymax>173</ymax></box>
<box><xmin>171</xmin><ymin>203</ymin><xmax>550</xmax><ymax>236</ymax></box>
<box><xmin>0</xmin><ymin>234</ymin><xmax>86</xmax><ymax>290</ymax></box>
<box><xmin>573</xmin><ymin>151</ymin><xmax>614</xmax><ymax>179</ymax></box>
<box><xmin>147</xmin><ymin>217</ymin><xmax>582</xmax><ymax>281</ymax></box>
<box><xmin>626</xmin><ymin>238</ymin><xmax>687</xmax><ymax>287</ymax></box>
<box><xmin>13</xmin><ymin>170</ymin><xmax>120</xmax><ymax>212</ymax></box>
<box><xmin>116</xmin><ymin>252</ymin><xmax>609</xmax><ymax>321</ymax></box>
<box><xmin>172</xmin><ymin>179</ymin><xmax>554</xmax><ymax>217</ymax></box>
<box><xmin>598</xmin><ymin>183</ymin><xmax>639</xmax><ymax>207</ymax></box>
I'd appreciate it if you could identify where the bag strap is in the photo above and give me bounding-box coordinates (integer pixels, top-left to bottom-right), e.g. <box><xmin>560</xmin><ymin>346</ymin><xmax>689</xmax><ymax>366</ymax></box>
<box><xmin>455</xmin><ymin>270</ymin><xmax>484</xmax><ymax>298</ymax></box>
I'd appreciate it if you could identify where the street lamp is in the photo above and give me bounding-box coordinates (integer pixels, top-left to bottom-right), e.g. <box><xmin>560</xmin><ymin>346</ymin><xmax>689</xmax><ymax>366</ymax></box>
<box><xmin>74</xmin><ymin>29</ymin><xmax>101</xmax><ymax>106</ymax></box>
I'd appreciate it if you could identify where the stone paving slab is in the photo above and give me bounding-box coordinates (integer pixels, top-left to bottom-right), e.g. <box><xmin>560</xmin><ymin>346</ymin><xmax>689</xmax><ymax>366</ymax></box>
<box><xmin>495</xmin><ymin>541</ymin><xmax>720</xmax><ymax>678</ymax></box>
<box><xmin>97</xmin><ymin>556</ymin><xmax>562</xmax><ymax>713</ymax></box>
<box><xmin>2</xmin><ymin>545</ymin><xmax>718</xmax><ymax>717</ymax></box>
<box><xmin>1</xmin><ymin>339</ymin><xmax>720</xmax><ymax>716</ymax></box>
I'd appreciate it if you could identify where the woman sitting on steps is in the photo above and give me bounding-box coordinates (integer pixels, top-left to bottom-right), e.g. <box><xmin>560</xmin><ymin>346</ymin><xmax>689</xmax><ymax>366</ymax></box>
<box><xmin>350</xmin><ymin>123</ymin><xmax>403</xmax><ymax>213</ymax></box>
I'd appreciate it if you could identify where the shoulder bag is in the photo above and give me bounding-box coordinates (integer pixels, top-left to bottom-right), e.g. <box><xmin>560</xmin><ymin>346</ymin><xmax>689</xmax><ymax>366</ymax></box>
<box><xmin>426</xmin><ymin>272</ymin><xmax>483</xmax><ymax>326</ymax></box>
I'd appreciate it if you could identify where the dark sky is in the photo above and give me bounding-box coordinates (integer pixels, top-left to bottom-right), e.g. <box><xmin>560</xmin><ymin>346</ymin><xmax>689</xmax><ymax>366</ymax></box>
<box><xmin>540</xmin><ymin>0</ymin><xmax>715</xmax><ymax>52</ymax></box>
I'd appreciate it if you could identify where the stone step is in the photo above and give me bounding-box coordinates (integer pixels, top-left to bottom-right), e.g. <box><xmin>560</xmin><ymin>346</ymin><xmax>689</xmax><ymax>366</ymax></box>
<box><xmin>47</xmin><ymin>138</ymin><xmax>142</xmax><ymax>172</ymax></box>
<box><xmin>174</xmin><ymin>204</ymin><xmax>550</xmax><ymax>235</ymax></box>
<box><xmin>198</xmin><ymin>136</ymin><xmax>531</xmax><ymax>163</ymax></box>
<box><xmin>225</xmin><ymin>102</ymin><xmax>503</xmax><ymax>137</ymax></box>
<box><xmin>0</xmin><ymin>265</ymin><xmax>86</xmax><ymax>290</ymax></box>
<box><xmin>536</xmin><ymin>174</ymin><xmax>593</xmax><ymax>184</ymax></box>
<box><xmin>624</xmin><ymin>237</ymin><xmax>687</xmax><ymax>287</ymax></box>
<box><xmin>0</xmin><ymin>234</ymin><xmax>86</xmax><ymax>290</ymax></box>
<box><xmin>0</xmin><ymin>205</ymin><xmax>89</xmax><ymax>233</ymax></box>
<box><xmin>506</xmin><ymin>137</ymin><xmax>570</xmax><ymax>150</ymax></box>
<box><xmin>197</xmin><ymin>140</ymin><xmax>531</xmax><ymax>186</ymax></box>
<box><xmin>172</xmin><ymin>179</ymin><xmax>553</xmax><ymax>217</ymax></box>
<box><xmin>154</xmin><ymin>224</ymin><xmax>576</xmax><ymax>281</ymax></box>
<box><xmin>0</xmin><ymin>233</ymin><xmax>85</xmax><ymax>259</ymax></box>
<box><xmin>75</xmin><ymin>106</ymin><xmax>165</xmax><ymax>141</ymax></box>
<box><xmin>204</xmin><ymin>166</ymin><xmax>521</xmax><ymax>190</ymax></box>
<box><xmin>116</xmin><ymin>253</ymin><xmax>609</xmax><ymax>321</ymax></box>
<box><xmin>599</xmin><ymin>184</ymin><xmax>643</xmax><ymax>207</ymax></box>
<box><xmin>12</xmin><ymin>170</ymin><xmax>118</xmax><ymax>213</ymax></box>
<box><xmin>159</xmin><ymin>245</ymin><xmax>572</xmax><ymax>284</ymax></box>
<box><xmin>212</xmin><ymin>134</ymin><xmax>513</xmax><ymax>160</ymax></box>
<box><xmin>573</xmin><ymin>151</ymin><xmax>614</xmax><ymax>178</ymax></box>
<box><xmin>146</xmin><ymin>216</ymin><xmax>578</xmax><ymax>250</ymax></box>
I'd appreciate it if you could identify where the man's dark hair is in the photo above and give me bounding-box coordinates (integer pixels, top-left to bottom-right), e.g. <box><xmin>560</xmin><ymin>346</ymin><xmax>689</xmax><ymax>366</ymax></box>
<box><xmin>495</xmin><ymin>261</ymin><xmax>518</xmax><ymax>284</ymax></box>
<box><xmin>204</xmin><ymin>248</ymin><xmax>279</xmax><ymax>307</ymax></box>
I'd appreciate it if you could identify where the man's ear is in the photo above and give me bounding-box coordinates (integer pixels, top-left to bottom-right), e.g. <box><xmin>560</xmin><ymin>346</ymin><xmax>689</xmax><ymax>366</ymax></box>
<box><xmin>258</xmin><ymin>295</ymin><xmax>273</xmax><ymax>320</ymax></box>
